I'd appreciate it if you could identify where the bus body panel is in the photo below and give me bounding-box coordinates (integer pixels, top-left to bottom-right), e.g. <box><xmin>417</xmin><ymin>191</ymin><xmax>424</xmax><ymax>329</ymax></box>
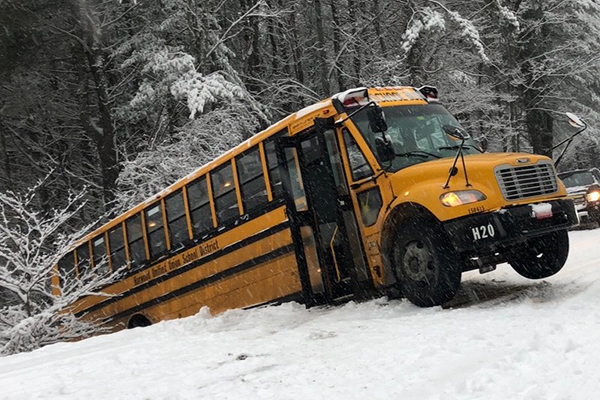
<box><xmin>53</xmin><ymin>85</ymin><xmax>579</xmax><ymax>333</ymax></box>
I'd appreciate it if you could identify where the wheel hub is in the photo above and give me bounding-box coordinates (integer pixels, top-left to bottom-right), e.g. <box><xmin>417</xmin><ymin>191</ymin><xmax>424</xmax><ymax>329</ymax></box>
<box><xmin>403</xmin><ymin>240</ymin><xmax>435</xmax><ymax>284</ymax></box>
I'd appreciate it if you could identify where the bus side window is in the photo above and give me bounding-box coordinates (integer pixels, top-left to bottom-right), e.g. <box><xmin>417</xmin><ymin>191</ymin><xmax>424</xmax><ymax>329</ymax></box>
<box><xmin>264</xmin><ymin>129</ymin><xmax>288</xmax><ymax>199</ymax></box>
<box><xmin>109</xmin><ymin>224</ymin><xmax>126</xmax><ymax>272</ymax></box>
<box><xmin>211</xmin><ymin>162</ymin><xmax>239</xmax><ymax>224</ymax></box>
<box><xmin>126</xmin><ymin>213</ymin><xmax>146</xmax><ymax>270</ymax></box>
<box><xmin>76</xmin><ymin>242</ymin><xmax>90</xmax><ymax>279</ymax></box>
<box><xmin>187</xmin><ymin>176</ymin><xmax>213</xmax><ymax>236</ymax></box>
<box><xmin>236</xmin><ymin>146</ymin><xmax>268</xmax><ymax>213</ymax></box>
<box><xmin>165</xmin><ymin>190</ymin><xmax>188</xmax><ymax>249</ymax></box>
<box><xmin>93</xmin><ymin>235</ymin><xmax>109</xmax><ymax>275</ymax></box>
<box><xmin>58</xmin><ymin>252</ymin><xmax>76</xmax><ymax>284</ymax></box>
<box><xmin>145</xmin><ymin>203</ymin><xmax>167</xmax><ymax>258</ymax></box>
<box><xmin>342</xmin><ymin>129</ymin><xmax>373</xmax><ymax>181</ymax></box>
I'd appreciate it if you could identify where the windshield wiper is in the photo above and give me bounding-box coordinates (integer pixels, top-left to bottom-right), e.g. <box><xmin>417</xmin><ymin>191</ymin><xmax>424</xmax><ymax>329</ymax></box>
<box><xmin>438</xmin><ymin>145</ymin><xmax>482</xmax><ymax>153</ymax></box>
<box><xmin>395</xmin><ymin>151</ymin><xmax>441</xmax><ymax>159</ymax></box>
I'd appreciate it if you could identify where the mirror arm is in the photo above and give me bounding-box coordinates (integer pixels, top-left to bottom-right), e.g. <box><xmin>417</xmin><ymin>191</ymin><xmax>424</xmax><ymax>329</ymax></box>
<box><xmin>443</xmin><ymin>137</ymin><xmax>466</xmax><ymax>189</ymax></box>
<box><xmin>554</xmin><ymin>137</ymin><xmax>575</xmax><ymax>168</ymax></box>
<box><xmin>334</xmin><ymin>101</ymin><xmax>378</xmax><ymax>127</ymax></box>
<box><xmin>552</xmin><ymin>122</ymin><xmax>587</xmax><ymax>168</ymax></box>
<box><xmin>550</xmin><ymin>122</ymin><xmax>587</xmax><ymax>152</ymax></box>
<box><xmin>460</xmin><ymin>149</ymin><xmax>472</xmax><ymax>187</ymax></box>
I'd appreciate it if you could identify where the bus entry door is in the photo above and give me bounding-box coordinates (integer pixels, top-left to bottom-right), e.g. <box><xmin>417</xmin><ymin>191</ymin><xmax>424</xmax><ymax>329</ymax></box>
<box><xmin>276</xmin><ymin>124</ymin><xmax>371</xmax><ymax>305</ymax></box>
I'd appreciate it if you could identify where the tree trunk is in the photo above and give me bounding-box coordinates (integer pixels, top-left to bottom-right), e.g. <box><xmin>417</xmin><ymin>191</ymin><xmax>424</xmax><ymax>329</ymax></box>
<box><xmin>347</xmin><ymin>0</ymin><xmax>361</xmax><ymax>87</ymax></box>
<box><xmin>525</xmin><ymin>103</ymin><xmax>553</xmax><ymax>156</ymax></box>
<box><xmin>241</xmin><ymin>0</ymin><xmax>262</xmax><ymax>93</ymax></box>
<box><xmin>71</xmin><ymin>0</ymin><xmax>118</xmax><ymax>207</ymax></box>
<box><xmin>330</xmin><ymin>0</ymin><xmax>345</xmax><ymax>91</ymax></box>
<box><xmin>313</xmin><ymin>0</ymin><xmax>330</xmax><ymax>95</ymax></box>
<box><xmin>289</xmin><ymin>5</ymin><xmax>305</xmax><ymax>104</ymax></box>
<box><xmin>0</xmin><ymin>120</ymin><xmax>12</xmax><ymax>190</ymax></box>
<box><xmin>520</xmin><ymin>3</ymin><xmax>553</xmax><ymax>156</ymax></box>
<box><xmin>371</xmin><ymin>0</ymin><xmax>388</xmax><ymax>59</ymax></box>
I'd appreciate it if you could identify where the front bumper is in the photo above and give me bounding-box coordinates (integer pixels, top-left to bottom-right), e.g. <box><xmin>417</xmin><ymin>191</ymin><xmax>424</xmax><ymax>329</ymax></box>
<box><xmin>443</xmin><ymin>199</ymin><xmax>578</xmax><ymax>253</ymax></box>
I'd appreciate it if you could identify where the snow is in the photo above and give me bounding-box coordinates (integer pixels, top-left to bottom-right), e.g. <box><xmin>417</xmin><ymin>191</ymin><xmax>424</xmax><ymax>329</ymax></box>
<box><xmin>566</xmin><ymin>185</ymin><xmax>589</xmax><ymax>195</ymax></box>
<box><xmin>497</xmin><ymin>4</ymin><xmax>520</xmax><ymax>31</ymax></box>
<box><xmin>2</xmin><ymin>229</ymin><xmax>600</xmax><ymax>399</ymax></box>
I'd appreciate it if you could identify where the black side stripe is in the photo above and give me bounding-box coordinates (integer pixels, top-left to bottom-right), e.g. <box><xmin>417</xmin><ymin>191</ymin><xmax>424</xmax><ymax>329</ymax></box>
<box><xmin>75</xmin><ymin>222</ymin><xmax>291</xmax><ymax>317</ymax></box>
<box><xmin>104</xmin><ymin>244</ymin><xmax>295</xmax><ymax>324</ymax></box>
<box><xmin>101</xmin><ymin>201</ymin><xmax>287</xmax><ymax>285</ymax></box>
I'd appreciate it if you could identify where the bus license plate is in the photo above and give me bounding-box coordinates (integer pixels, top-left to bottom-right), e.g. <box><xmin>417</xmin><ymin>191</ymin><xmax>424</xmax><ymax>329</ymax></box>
<box><xmin>471</xmin><ymin>223</ymin><xmax>496</xmax><ymax>241</ymax></box>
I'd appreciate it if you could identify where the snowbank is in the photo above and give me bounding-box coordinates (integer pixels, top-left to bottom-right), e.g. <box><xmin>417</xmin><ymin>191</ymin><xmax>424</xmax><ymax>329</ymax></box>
<box><xmin>1</xmin><ymin>230</ymin><xmax>600</xmax><ymax>400</ymax></box>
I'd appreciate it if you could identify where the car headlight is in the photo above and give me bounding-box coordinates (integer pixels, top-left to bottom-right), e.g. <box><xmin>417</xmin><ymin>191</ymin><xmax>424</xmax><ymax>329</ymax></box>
<box><xmin>587</xmin><ymin>190</ymin><xmax>600</xmax><ymax>202</ymax></box>
<box><xmin>440</xmin><ymin>190</ymin><xmax>487</xmax><ymax>207</ymax></box>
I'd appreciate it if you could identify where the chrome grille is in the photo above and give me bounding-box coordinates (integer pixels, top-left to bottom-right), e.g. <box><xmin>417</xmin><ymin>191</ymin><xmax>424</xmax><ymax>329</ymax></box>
<box><xmin>494</xmin><ymin>162</ymin><xmax>558</xmax><ymax>201</ymax></box>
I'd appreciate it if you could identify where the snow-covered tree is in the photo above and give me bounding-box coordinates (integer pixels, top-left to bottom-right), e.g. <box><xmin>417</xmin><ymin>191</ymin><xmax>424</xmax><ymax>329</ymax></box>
<box><xmin>116</xmin><ymin>103</ymin><xmax>262</xmax><ymax>208</ymax></box>
<box><xmin>0</xmin><ymin>178</ymin><xmax>120</xmax><ymax>355</ymax></box>
<box><xmin>112</xmin><ymin>0</ymin><xmax>270</xmax><ymax>209</ymax></box>
<box><xmin>2</xmin><ymin>0</ymin><xmax>600</xmax><ymax>225</ymax></box>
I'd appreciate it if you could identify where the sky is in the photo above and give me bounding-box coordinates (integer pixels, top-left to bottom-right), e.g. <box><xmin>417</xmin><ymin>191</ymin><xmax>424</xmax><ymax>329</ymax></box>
<box><xmin>1</xmin><ymin>228</ymin><xmax>600</xmax><ymax>400</ymax></box>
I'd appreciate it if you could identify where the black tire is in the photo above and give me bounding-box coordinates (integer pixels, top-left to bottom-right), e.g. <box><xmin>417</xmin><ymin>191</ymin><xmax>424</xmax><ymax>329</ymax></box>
<box><xmin>508</xmin><ymin>230</ymin><xmax>569</xmax><ymax>279</ymax></box>
<box><xmin>392</xmin><ymin>220</ymin><xmax>462</xmax><ymax>307</ymax></box>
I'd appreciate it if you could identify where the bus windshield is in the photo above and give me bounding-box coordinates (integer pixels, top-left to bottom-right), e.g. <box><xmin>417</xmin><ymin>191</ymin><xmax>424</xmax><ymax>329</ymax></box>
<box><xmin>350</xmin><ymin>103</ymin><xmax>480</xmax><ymax>172</ymax></box>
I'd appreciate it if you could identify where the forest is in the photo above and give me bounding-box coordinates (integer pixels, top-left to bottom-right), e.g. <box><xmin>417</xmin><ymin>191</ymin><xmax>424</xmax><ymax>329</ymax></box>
<box><xmin>1</xmin><ymin>0</ymin><xmax>600</xmax><ymax>221</ymax></box>
<box><xmin>0</xmin><ymin>0</ymin><xmax>600</xmax><ymax>353</ymax></box>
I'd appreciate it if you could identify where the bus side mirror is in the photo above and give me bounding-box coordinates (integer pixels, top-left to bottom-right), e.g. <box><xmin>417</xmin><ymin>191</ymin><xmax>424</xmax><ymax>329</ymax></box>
<box><xmin>566</xmin><ymin>112</ymin><xmax>585</xmax><ymax>128</ymax></box>
<box><xmin>375</xmin><ymin>135</ymin><xmax>395</xmax><ymax>162</ymax></box>
<box><xmin>367</xmin><ymin>105</ymin><xmax>388</xmax><ymax>133</ymax></box>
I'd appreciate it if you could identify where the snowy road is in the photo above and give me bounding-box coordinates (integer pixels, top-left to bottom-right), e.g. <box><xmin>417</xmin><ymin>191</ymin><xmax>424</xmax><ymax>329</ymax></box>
<box><xmin>1</xmin><ymin>229</ymin><xmax>600</xmax><ymax>400</ymax></box>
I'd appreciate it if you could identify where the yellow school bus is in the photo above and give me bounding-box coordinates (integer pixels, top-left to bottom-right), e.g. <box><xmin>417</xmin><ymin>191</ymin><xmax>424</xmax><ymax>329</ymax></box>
<box><xmin>53</xmin><ymin>86</ymin><xmax>578</xmax><ymax>329</ymax></box>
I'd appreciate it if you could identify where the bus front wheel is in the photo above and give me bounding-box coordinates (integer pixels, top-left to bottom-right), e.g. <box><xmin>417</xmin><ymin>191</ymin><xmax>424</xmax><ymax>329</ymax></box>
<box><xmin>508</xmin><ymin>230</ymin><xmax>569</xmax><ymax>279</ymax></box>
<box><xmin>392</xmin><ymin>222</ymin><xmax>462</xmax><ymax>307</ymax></box>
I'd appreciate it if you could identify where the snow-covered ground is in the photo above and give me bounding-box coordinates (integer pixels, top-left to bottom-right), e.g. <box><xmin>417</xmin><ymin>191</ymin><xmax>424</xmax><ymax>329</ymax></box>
<box><xmin>2</xmin><ymin>229</ymin><xmax>600</xmax><ymax>400</ymax></box>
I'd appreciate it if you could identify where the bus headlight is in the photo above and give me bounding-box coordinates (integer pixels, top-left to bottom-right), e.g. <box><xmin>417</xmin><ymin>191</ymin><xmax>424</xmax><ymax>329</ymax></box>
<box><xmin>587</xmin><ymin>190</ymin><xmax>600</xmax><ymax>203</ymax></box>
<box><xmin>440</xmin><ymin>190</ymin><xmax>487</xmax><ymax>207</ymax></box>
